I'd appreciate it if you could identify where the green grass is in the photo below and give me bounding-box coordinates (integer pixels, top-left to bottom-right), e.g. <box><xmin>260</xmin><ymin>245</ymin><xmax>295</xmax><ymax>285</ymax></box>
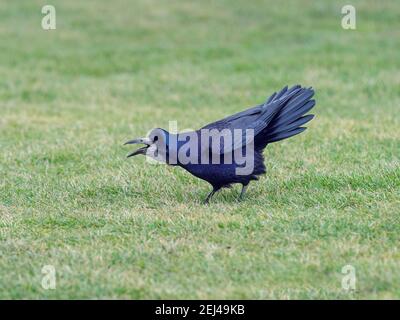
<box><xmin>0</xmin><ymin>0</ymin><xmax>399</xmax><ymax>299</ymax></box>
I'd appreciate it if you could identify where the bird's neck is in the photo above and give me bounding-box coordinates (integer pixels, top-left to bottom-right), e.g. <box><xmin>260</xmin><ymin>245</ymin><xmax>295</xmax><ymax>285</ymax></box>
<box><xmin>164</xmin><ymin>132</ymin><xmax>202</xmax><ymax>167</ymax></box>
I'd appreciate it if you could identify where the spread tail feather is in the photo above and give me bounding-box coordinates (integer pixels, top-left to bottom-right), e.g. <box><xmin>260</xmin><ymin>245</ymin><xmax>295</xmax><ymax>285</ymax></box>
<box><xmin>257</xmin><ymin>85</ymin><xmax>316</xmax><ymax>149</ymax></box>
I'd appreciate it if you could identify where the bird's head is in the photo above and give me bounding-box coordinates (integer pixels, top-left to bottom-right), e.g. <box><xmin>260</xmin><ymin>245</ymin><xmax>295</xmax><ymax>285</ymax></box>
<box><xmin>124</xmin><ymin>128</ymin><xmax>171</xmax><ymax>163</ymax></box>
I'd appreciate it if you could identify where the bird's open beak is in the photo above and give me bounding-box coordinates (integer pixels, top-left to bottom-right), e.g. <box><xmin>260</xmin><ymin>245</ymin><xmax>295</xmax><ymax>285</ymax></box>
<box><xmin>124</xmin><ymin>137</ymin><xmax>151</xmax><ymax>157</ymax></box>
<box><xmin>127</xmin><ymin>146</ymin><xmax>148</xmax><ymax>157</ymax></box>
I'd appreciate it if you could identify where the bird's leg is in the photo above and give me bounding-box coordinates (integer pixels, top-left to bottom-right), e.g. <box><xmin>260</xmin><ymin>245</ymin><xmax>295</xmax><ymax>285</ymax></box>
<box><xmin>204</xmin><ymin>188</ymin><xmax>219</xmax><ymax>204</ymax></box>
<box><xmin>239</xmin><ymin>184</ymin><xmax>249</xmax><ymax>201</ymax></box>
<box><xmin>204</xmin><ymin>190</ymin><xmax>216</xmax><ymax>204</ymax></box>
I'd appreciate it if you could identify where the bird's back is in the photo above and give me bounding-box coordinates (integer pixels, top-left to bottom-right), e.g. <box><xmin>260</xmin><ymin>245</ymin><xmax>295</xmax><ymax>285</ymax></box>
<box><xmin>201</xmin><ymin>85</ymin><xmax>315</xmax><ymax>153</ymax></box>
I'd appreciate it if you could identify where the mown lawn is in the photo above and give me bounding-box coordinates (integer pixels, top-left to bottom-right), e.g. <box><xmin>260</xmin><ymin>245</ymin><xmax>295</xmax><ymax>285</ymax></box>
<box><xmin>0</xmin><ymin>0</ymin><xmax>399</xmax><ymax>299</ymax></box>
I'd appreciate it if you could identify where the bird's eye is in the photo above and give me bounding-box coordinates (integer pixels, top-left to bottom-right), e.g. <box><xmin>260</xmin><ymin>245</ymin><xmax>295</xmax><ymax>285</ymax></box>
<box><xmin>153</xmin><ymin>136</ymin><xmax>159</xmax><ymax>142</ymax></box>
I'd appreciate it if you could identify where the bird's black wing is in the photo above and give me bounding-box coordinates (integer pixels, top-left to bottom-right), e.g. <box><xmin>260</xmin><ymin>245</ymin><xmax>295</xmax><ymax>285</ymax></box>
<box><xmin>201</xmin><ymin>85</ymin><xmax>306</xmax><ymax>154</ymax></box>
<box><xmin>201</xmin><ymin>104</ymin><xmax>263</xmax><ymax>131</ymax></box>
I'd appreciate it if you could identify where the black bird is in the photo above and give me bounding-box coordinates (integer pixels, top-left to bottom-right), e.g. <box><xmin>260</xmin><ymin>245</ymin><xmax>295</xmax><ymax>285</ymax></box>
<box><xmin>125</xmin><ymin>85</ymin><xmax>315</xmax><ymax>203</ymax></box>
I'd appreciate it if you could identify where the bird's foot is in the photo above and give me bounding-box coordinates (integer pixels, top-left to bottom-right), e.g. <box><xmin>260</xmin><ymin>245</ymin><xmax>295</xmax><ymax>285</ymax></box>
<box><xmin>203</xmin><ymin>188</ymin><xmax>218</xmax><ymax>205</ymax></box>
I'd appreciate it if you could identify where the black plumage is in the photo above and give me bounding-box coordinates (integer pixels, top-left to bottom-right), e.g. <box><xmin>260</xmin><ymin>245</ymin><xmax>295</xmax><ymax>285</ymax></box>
<box><xmin>125</xmin><ymin>85</ymin><xmax>316</xmax><ymax>203</ymax></box>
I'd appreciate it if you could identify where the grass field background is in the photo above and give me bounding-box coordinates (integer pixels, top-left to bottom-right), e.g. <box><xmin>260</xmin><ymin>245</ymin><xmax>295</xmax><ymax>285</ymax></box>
<box><xmin>0</xmin><ymin>0</ymin><xmax>399</xmax><ymax>299</ymax></box>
